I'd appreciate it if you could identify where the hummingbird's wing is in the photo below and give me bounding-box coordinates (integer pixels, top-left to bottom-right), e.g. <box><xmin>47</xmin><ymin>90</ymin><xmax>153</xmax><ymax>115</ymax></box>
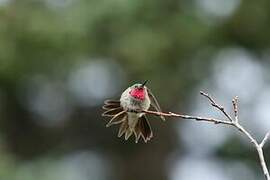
<box><xmin>103</xmin><ymin>100</ymin><xmax>121</xmax><ymax>109</ymax></box>
<box><xmin>102</xmin><ymin>99</ymin><xmax>123</xmax><ymax>116</ymax></box>
<box><xmin>147</xmin><ymin>88</ymin><xmax>165</xmax><ymax>121</ymax></box>
<box><xmin>102</xmin><ymin>99</ymin><xmax>128</xmax><ymax>126</ymax></box>
<box><xmin>106</xmin><ymin>111</ymin><xmax>127</xmax><ymax>127</ymax></box>
<box><xmin>103</xmin><ymin>99</ymin><xmax>131</xmax><ymax>139</ymax></box>
<box><xmin>102</xmin><ymin>107</ymin><xmax>123</xmax><ymax>116</ymax></box>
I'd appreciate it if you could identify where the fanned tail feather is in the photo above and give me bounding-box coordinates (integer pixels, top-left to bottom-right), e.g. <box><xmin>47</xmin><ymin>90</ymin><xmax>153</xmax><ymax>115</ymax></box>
<box><xmin>118</xmin><ymin>115</ymin><xmax>153</xmax><ymax>143</ymax></box>
<box><xmin>134</xmin><ymin>115</ymin><xmax>153</xmax><ymax>143</ymax></box>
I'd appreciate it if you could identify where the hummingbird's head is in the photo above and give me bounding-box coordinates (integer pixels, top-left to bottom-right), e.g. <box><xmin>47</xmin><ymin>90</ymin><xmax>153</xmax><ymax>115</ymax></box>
<box><xmin>129</xmin><ymin>80</ymin><xmax>148</xmax><ymax>100</ymax></box>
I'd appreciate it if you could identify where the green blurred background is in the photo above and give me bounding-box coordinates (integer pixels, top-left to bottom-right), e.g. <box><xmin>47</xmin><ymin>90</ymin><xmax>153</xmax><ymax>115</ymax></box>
<box><xmin>0</xmin><ymin>0</ymin><xmax>270</xmax><ymax>179</ymax></box>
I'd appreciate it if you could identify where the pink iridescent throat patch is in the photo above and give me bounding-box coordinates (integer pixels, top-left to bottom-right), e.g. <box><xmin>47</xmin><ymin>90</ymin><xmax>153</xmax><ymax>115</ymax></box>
<box><xmin>129</xmin><ymin>88</ymin><xmax>145</xmax><ymax>100</ymax></box>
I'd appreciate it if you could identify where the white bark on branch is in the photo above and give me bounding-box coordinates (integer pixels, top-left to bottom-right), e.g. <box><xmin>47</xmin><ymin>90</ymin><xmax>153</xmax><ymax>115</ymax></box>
<box><xmin>143</xmin><ymin>91</ymin><xmax>270</xmax><ymax>180</ymax></box>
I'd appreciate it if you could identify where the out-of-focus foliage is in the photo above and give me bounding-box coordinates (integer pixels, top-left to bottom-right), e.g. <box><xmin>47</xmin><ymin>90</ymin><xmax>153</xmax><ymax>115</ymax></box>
<box><xmin>0</xmin><ymin>0</ymin><xmax>270</xmax><ymax>180</ymax></box>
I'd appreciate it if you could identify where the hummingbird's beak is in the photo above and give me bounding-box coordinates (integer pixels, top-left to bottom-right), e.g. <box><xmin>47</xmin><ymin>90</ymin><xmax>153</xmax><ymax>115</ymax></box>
<box><xmin>141</xmin><ymin>80</ymin><xmax>148</xmax><ymax>87</ymax></box>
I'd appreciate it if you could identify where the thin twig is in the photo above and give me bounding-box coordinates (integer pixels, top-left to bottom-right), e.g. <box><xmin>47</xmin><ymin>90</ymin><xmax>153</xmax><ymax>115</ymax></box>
<box><xmin>143</xmin><ymin>91</ymin><xmax>270</xmax><ymax>180</ymax></box>
<box><xmin>200</xmin><ymin>91</ymin><xmax>234</xmax><ymax>122</ymax></box>
<box><xmin>260</xmin><ymin>132</ymin><xmax>270</xmax><ymax>148</ymax></box>
<box><xmin>232</xmin><ymin>96</ymin><xmax>239</xmax><ymax>123</ymax></box>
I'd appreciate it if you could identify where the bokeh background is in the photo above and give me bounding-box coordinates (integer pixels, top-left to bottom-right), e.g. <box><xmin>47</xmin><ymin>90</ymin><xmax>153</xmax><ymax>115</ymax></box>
<box><xmin>0</xmin><ymin>0</ymin><xmax>270</xmax><ymax>179</ymax></box>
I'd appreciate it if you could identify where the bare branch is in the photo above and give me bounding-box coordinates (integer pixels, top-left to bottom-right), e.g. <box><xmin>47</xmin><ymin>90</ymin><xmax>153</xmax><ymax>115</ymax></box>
<box><xmin>143</xmin><ymin>91</ymin><xmax>270</xmax><ymax>180</ymax></box>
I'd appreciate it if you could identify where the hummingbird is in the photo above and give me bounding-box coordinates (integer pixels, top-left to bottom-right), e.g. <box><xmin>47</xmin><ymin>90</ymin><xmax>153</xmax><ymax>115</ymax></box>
<box><xmin>102</xmin><ymin>80</ymin><xmax>165</xmax><ymax>143</ymax></box>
